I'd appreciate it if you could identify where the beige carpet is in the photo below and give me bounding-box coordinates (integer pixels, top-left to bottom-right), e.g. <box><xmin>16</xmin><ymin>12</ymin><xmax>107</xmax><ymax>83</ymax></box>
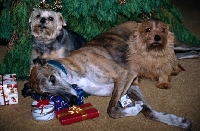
<box><xmin>0</xmin><ymin>1</ymin><xmax>200</xmax><ymax>131</ymax></box>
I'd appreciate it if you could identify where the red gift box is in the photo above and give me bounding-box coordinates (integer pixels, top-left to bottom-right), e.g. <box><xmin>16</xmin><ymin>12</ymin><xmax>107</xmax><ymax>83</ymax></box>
<box><xmin>55</xmin><ymin>103</ymin><xmax>99</xmax><ymax>125</ymax></box>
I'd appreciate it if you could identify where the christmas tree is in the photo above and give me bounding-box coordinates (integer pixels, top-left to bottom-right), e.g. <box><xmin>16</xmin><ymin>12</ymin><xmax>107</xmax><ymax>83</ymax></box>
<box><xmin>0</xmin><ymin>0</ymin><xmax>199</xmax><ymax>80</ymax></box>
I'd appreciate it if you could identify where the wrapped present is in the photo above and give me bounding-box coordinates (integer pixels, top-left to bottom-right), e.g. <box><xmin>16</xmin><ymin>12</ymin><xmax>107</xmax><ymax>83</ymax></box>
<box><xmin>31</xmin><ymin>84</ymin><xmax>89</xmax><ymax>111</ymax></box>
<box><xmin>49</xmin><ymin>95</ymin><xmax>71</xmax><ymax>111</ymax></box>
<box><xmin>119</xmin><ymin>94</ymin><xmax>134</xmax><ymax>108</ymax></box>
<box><xmin>31</xmin><ymin>99</ymin><xmax>55</xmax><ymax>121</ymax></box>
<box><xmin>0</xmin><ymin>74</ymin><xmax>18</xmax><ymax>105</ymax></box>
<box><xmin>31</xmin><ymin>94</ymin><xmax>70</xmax><ymax>111</ymax></box>
<box><xmin>55</xmin><ymin>103</ymin><xmax>99</xmax><ymax>125</ymax></box>
<box><xmin>71</xmin><ymin>84</ymin><xmax>84</xmax><ymax>105</ymax></box>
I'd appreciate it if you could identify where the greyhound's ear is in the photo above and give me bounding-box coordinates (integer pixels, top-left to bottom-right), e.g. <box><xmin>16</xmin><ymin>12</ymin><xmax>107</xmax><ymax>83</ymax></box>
<box><xmin>33</xmin><ymin>57</ymin><xmax>47</xmax><ymax>66</ymax></box>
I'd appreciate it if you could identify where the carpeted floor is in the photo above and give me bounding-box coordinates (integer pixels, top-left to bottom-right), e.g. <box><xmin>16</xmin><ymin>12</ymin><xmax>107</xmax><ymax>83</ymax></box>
<box><xmin>0</xmin><ymin>1</ymin><xmax>200</xmax><ymax>131</ymax></box>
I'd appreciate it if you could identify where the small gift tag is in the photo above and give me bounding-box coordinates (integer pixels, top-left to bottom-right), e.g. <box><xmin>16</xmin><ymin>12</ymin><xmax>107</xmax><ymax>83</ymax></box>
<box><xmin>119</xmin><ymin>94</ymin><xmax>134</xmax><ymax>108</ymax></box>
<box><xmin>31</xmin><ymin>99</ymin><xmax>55</xmax><ymax>121</ymax></box>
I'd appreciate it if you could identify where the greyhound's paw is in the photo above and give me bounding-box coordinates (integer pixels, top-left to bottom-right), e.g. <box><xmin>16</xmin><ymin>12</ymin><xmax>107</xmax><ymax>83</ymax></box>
<box><xmin>176</xmin><ymin>117</ymin><xmax>192</xmax><ymax>130</ymax></box>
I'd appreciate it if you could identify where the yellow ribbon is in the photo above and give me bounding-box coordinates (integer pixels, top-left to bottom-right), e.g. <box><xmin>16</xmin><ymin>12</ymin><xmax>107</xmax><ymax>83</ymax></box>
<box><xmin>57</xmin><ymin>105</ymin><xmax>93</xmax><ymax>120</ymax></box>
<box><xmin>68</xmin><ymin>106</ymin><xmax>82</xmax><ymax>114</ymax></box>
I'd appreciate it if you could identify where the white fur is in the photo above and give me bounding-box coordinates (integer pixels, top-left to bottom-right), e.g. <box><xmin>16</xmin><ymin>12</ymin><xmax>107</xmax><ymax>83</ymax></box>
<box><xmin>65</xmin><ymin>70</ymin><xmax>114</xmax><ymax>96</ymax></box>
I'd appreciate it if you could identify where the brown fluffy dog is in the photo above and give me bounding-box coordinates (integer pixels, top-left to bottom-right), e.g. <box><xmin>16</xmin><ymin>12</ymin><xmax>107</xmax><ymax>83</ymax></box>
<box><xmin>130</xmin><ymin>19</ymin><xmax>185</xmax><ymax>89</ymax></box>
<box><xmin>87</xmin><ymin>18</ymin><xmax>184</xmax><ymax>89</ymax></box>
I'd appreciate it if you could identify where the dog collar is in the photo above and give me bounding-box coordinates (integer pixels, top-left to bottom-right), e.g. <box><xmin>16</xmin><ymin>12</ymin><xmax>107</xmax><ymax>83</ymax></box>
<box><xmin>47</xmin><ymin>60</ymin><xmax>67</xmax><ymax>75</ymax></box>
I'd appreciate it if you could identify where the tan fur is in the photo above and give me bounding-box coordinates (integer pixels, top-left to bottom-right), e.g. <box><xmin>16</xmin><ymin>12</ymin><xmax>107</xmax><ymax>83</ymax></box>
<box><xmin>127</xmin><ymin>19</ymin><xmax>184</xmax><ymax>89</ymax></box>
<box><xmin>39</xmin><ymin>47</ymin><xmax>66</xmax><ymax>60</ymax></box>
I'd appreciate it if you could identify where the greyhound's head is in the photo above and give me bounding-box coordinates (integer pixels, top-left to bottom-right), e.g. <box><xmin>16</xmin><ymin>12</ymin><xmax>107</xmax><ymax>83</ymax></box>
<box><xmin>29</xmin><ymin>59</ymin><xmax>78</xmax><ymax>106</ymax></box>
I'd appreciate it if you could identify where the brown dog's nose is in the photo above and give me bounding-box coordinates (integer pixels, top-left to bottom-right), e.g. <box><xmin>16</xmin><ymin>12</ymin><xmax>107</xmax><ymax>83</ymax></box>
<box><xmin>154</xmin><ymin>35</ymin><xmax>161</xmax><ymax>41</ymax></box>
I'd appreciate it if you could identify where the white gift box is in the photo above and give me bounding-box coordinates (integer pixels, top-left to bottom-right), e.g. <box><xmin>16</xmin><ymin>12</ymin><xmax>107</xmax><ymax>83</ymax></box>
<box><xmin>0</xmin><ymin>74</ymin><xmax>18</xmax><ymax>105</ymax></box>
<box><xmin>31</xmin><ymin>100</ymin><xmax>55</xmax><ymax>121</ymax></box>
<box><xmin>119</xmin><ymin>94</ymin><xmax>134</xmax><ymax>108</ymax></box>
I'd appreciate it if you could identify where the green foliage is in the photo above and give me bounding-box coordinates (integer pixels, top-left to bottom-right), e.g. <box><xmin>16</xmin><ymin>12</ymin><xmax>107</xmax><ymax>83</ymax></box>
<box><xmin>61</xmin><ymin>0</ymin><xmax>163</xmax><ymax>40</ymax></box>
<box><xmin>0</xmin><ymin>35</ymin><xmax>32</xmax><ymax>80</ymax></box>
<box><xmin>0</xmin><ymin>0</ymin><xmax>199</xmax><ymax>80</ymax></box>
<box><xmin>0</xmin><ymin>1</ymin><xmax>34</xmax><ymax>80</ymax></box>
<box><xmin>0</xmin><ymin>10</ymin><xmax>14</xmax><ymax>41</ymax></box>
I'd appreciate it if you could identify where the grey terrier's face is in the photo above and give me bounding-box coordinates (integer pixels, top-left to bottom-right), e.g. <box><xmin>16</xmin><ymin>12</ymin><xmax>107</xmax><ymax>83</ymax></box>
<box><xmin>29</xmin><ymin>8</ymin><xmax>66</xmax><ymax>41</ymax></box>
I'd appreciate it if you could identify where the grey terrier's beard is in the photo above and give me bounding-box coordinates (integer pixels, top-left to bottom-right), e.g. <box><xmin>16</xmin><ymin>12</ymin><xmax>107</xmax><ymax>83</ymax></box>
<box><xmin>32</xmin><ymin>23</ymin><xmax>60</xmax><ymax>41</ymax></box>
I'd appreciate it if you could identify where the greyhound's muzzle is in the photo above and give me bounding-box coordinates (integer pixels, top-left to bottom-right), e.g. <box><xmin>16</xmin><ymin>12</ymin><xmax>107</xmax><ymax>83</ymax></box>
<box><xmin>55</xmin><ymin>91</ymin><xmax>78</xmax><ymax>106</ymax></box>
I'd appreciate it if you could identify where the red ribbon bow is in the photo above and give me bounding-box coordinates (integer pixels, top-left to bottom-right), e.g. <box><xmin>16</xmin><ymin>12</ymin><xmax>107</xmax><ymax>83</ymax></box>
<box><xmin>36</xmin><ymin>99</ymin><xmax>49</xmax><ymax>114</ymax></box>
<box><xmin>36</xmin><ymin>99</ymin><xmax>49</xmax><ymax>108</ymax></box>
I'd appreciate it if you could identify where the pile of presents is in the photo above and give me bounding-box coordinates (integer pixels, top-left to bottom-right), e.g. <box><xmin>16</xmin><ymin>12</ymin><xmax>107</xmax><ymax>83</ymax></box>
<box><xmin>30</xmin><ymin>84</ymin><xmax>100</xmax><ymax>125</ymax></box>
<box><xmin>0</xmin><ymin>74</ymin><xmax>99</xmax><ymax>125</ymax></box>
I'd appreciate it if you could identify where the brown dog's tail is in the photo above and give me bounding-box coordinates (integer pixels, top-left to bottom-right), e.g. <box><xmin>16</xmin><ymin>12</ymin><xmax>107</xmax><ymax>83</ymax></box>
<box><xmin>127</xmin><ymin>86</ymin><xmax>192</xmax><ymax>130</ymax></box>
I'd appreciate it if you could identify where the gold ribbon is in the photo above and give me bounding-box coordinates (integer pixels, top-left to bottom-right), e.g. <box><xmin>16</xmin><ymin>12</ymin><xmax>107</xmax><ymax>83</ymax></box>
<box><xmin>68</xmin><ymin>106</ymin><xmax>82</xmax><ymax>114</ymax></box>
<box><xmin>57</xmin><ymin>105</ymin><xmax>93</xmax><ymax>120</ymax></box>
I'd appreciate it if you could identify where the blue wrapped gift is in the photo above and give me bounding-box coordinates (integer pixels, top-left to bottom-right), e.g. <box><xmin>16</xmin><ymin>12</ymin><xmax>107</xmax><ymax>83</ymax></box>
<box><xmin>31</xmin><ymin>84</ymin><xmax>89</xmax><ymax>111</ymax></box>
<box><xmin>72</xmin><ymin>84</ymin><xmax>84</xmax><ymax>105</ymax></box>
